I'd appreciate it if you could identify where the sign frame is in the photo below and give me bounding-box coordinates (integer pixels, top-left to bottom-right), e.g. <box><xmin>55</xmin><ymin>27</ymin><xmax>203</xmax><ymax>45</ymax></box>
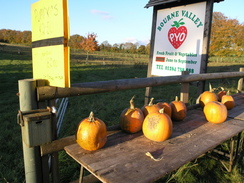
<box><xmin>150</xmin><ymin>2</ymin><xmax>207</xmax><ymax>77</ymax></box>
<box><xmin>145</xmin><ymin>0</ymin><xmax>216</xmax><ymax>104</ymax></box>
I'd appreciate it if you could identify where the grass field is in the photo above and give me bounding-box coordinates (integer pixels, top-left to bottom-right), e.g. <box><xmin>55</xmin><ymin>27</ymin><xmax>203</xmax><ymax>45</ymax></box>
<box><xmin>0</xmin><ymin>43</ymin><xmax>243</xmax><ymax>182</ymax></box>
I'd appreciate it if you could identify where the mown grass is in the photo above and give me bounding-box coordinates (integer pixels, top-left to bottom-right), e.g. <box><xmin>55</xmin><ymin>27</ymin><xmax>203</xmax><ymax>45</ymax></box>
<box><xmin>0</xmin><ymin>43</ymin><xmax>243</xmax><ymax>182</ymax></box>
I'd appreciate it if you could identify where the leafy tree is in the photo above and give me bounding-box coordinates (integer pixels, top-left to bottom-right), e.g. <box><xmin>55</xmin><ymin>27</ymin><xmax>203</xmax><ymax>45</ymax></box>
<box><xmin>124</xmin><ymin>42</ymin><xmax>133</xmax><ymax>50</ymax></box>
<box><xmin>145</xmin><ymin>42</ymin><xmax>151</xmax><ymax>55</ymax></box>
<box><xmin>15</xmin><ymin>31</ymin><xmax>23</xmax><ymax>44</ymax></box>
<box><xmin>99</xmin><ymin>40</ymin><xmax>112</xmax><ymax>52</ymax></box>
<box><xmin>70</xmin><ymin>34</ymin><xmax>84</xmax><ymax>49</ymax></box>
<box><xmin>210</xmin><ymin>12</ymin><xmax>244</xmax><ymax>57</ymax></box>
<box><xmin>130</xmin><ymin>42</ymin><xmax>138</xmax><ymax>54</ymax></box>
<box><xmin>123</xmin><ymin>42</ymin><xmax>137</xmax><ymax>53</ymax></box>
<box><xmin>80</xmin><ymin>33</ymin><xmax>99</xmax><ymax>61</ymax></box>
<box><xmin>112</xmin><ymin>43</ymin><xmax>119</xmax><ymax>52</ymax></box>
<box><xmin>22</xmin><ymin>31</ymin><xmax>31</xmax><ymax>44</ymax></box>
<box><xmin>0</xmin><ymin>29</ymin><xmax>31</xmax><ymax>44</ymax></box>
<box><xmin>137</xmin><ymin>45</ymin><xmax>146</xmax><ymax>54</ymax></box>
<box><xmin>119</xmin><ymin>43</ymin><xmax>125</xmax><ymax>51</ymax></box>
<box><xmin>0</xmin><ymin>31</ymin><xmax>4</xmax><ymax>42</ymax></box>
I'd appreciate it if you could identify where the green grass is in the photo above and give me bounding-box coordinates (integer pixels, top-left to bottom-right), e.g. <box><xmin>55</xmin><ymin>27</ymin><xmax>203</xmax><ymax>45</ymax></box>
<box><xmin>0</xmin><ymin>43</ymin><xmax>243</xmax><ymax>182</ymax></box>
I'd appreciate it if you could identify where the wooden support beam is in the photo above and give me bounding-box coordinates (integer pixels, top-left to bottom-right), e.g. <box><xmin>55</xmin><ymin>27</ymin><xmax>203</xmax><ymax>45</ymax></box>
<box><xmin>41</xmin><ymin>126</ymin><xmax>121</xmax><ymax>156</ymax></box>
<box><xmin>41</xmin><ymin>135</ymin><xmax>76</xmax><ymax>156</ymax></box>
<box><xmin>38</xmin><ymin>71</ymin><xmax>244</xmax><ymax>101</ymax></box>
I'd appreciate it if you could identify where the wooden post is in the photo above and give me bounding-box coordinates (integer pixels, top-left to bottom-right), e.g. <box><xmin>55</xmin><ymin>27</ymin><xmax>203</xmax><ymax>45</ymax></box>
<box><xmin>36</xmin><ymin>80</ymin><xmax>50</xmax><ymax>183</ymax></box>
<box><xmin>237</xmin><ymin>67</ymin><xmax>244</xmax><ymax>93</ymax></box>
<box><xmin>49</xmin><ymin>99</ymin><xmax>60</xmax><ymax>183</ymax></box>
<box><xmin>180</xmin><ymin>71</ymin><xmax>189</xmax><ymax>104</ymax></box>
<box><xmin>198</xmin><ymin>0</ymin><xmax>214</xmax><ymax>95</ymax></box>
<box><xmin>18</xmin><ymin>79</ymin><xmax>43</xmax><ymax>183</ymax></box>
<box><xmin>144</xmin><ymin>6</ymin><xmax>157</xmax><ymax>105</ymax></box>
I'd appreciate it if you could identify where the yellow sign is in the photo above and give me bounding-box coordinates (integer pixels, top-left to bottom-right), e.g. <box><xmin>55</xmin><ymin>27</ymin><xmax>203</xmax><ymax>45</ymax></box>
<box><xmin>31</xmin><ymin>0</ymin><xmax>70</xmax><ymax>87</ymax></box>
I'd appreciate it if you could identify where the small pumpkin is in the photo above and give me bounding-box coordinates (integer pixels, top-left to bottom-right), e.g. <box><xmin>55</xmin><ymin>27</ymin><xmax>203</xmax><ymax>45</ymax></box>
<box><xmin>119</xmin><ymin>96</ymin><xmax>144</xmax><ymax>133</ymax></box>
<box><xmin>76</xmin><ymin>112</ymin><xmax>107</xmax><ymax>151</ymax></box>
<box><xmin>203</xmin><ymin>101</ymin><xmax>227</xmax><ymax>124</ymax></box>
<box><xmin>142</xmin><ymin>108</ymin><xmax>173</xmax><ymax>142</ymax></box>
<box><xmin>199</xmin><ymin>83</ymin><xmax>218</xmax><ymax>108</ymax></box>
<box><xmin>217</xmin><ymin>87</ymin><xmax>227</xmax><ymax>101</ymax></box>
<box><xmin>221</xmin><ymin>91</ymin><xmax>235</xmax><ymax>110</ymax></box>
<box><xmin>141</xmin><ymin>97</ymin><xmax>161</xmax><ymax>117</ymax></box>
<box><xmin>170</xmin><ymin>96</ymin><xmax>187</xmax><ymax>121</ymax></box>
<box><xmin>156</xmin><ymin>102</ymin><xmax>172</xmax><ymax>118</ymax></box>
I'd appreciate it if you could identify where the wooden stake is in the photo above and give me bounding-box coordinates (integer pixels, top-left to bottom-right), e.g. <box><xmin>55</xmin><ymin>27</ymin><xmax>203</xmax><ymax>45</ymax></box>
<box><xmin>237</xmin><ymin>68</ymin><xmax>244</xmax><ymax>93</ymax></box>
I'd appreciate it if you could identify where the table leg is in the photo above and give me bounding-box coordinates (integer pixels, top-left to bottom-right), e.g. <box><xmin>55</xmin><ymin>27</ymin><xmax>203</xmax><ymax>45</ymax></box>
<box><xmin>207</xmin><ymin>132</ymin><xmax>243</xmax><ymax>172</ymax></box>
<box><xmin>79</xmin><ymin>166</ymin><xmax>84</xmax><ymax>183</ymax></box>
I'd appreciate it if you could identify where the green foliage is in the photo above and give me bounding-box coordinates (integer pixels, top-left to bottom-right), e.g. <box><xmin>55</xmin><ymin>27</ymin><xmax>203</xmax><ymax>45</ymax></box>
<box><xmin>0</xmin><ymin>29</ymin><xmax>31</xmax><ymax>44</ymax></box>
<box><xmin>69</xmin><ymin>34</ymin><xmax>84</xmax><ymax>49</ymax></box>
<box><xmin>210</xmin><ymin>12</ymin><xmax>244</xmax><ymax>57</ymax></box>
<box><xmin>2</xmin><ymin>11</ymin><xmax>243</xmax><ymax>57</ymax></box>
<box><xmin>209</xmin><ymin>56</ymin><xmax>244</xmax><ymax>63</ymax></box>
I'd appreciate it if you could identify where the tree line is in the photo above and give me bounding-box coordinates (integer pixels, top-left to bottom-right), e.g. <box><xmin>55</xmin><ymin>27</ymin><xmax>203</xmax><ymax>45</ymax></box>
<box><xmin>209</xmin><ymin>12</ymin><xmax>244</xmax><ymax>57</ymax></box>
<box><xmin>0</xmin><ymin>29</ymin><xmax>31</xmax><ymax>44</ymax></box>
<box><xmin>0</xmin><ymin>12</ymin><xmax>243</xmax><ymax>56</ymax></box>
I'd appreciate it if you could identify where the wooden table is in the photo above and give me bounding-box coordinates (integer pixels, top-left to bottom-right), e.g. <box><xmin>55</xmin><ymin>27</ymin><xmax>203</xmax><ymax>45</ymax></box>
<box><xmin>65</xmin><ymin>93</ymin><xmax>244</xmax><ymax>183</ymax></box>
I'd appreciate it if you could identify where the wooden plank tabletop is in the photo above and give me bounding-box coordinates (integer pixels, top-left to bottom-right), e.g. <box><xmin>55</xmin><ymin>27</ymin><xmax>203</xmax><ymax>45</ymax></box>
<box><xmin>64</xmin><ymin>93</ymin><xmax>244</xmax><ymax>183</ymax></box>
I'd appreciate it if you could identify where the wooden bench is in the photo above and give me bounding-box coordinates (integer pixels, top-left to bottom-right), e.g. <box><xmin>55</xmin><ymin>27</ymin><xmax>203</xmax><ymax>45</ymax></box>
<box><xmin>64</xmin><ymin>93</ymin><xmax>244</xmax><ymax>183</ymax></box>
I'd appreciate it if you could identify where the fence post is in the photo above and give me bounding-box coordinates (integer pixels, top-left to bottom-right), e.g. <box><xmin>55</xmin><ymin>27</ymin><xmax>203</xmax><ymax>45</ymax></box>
<box><xmin>18</xmin><ymin>79</ymin><xmax>43</xmax><ymax>183</ymax></box>
<box><xmin>237</xmin><ymin>67</ymin><xmax>244</xmax><ymax>93</ymax></box>
<box><xmin>180</xmin><ymin>71</ymin><xmax>189</xmax><ymax>105</ymax></box>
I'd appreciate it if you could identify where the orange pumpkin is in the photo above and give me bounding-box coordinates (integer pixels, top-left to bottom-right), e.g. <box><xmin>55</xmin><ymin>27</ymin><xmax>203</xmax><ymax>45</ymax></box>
<box><xmin>76</xmin><ymin>112</ymin><xmax>107</xmax><ymax>151</ymax></box>
<box><xmin>142</xmin><ymin>108</ymin><xmax>173</xmax><ymax>142</ymax></box>
<box><xmin>119</xmin><ymin>96</ymin><xmax>144</xmax><ymax>133</ymax></box>
<box><xmin>141</xmin><ymin>97</ymin><xmax>160</xmax><ymax>117</ymax></box>
<box><xmin>203</xmin><ymin>101</ymin><xmax>227</xmax><ymax>124</ymax></box>
<box><xmin>170</xmin><ymin>96</ymin><xmax>187</xmax><ymax>121</ymax></box>
<box><xmin>221</xmin><ymin>91</ymin><xmax>235</xmax><ymax>110</ymax></box>
<box><xmin>157</xmin><ymin>102</ymin><xmax>172</xmax><ymax>118</ymax></box>
<box><xmin>199</xmin><ymin>83</ymin><xmax>218</xmax><ymax>108</ymax></box>
<box><xmin>217</xmin><ymin>87</ymin><xmax>227</xmax><ymax>101</ymax></box>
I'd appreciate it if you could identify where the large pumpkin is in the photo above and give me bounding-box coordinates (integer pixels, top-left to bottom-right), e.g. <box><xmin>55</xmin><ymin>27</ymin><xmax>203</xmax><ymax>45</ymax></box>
<box><xmin>199</xmin><ymin>83</ymin><xmax>218</xmax><ymax>108</ymax></box>
<box><xmin>156</xmin><ymin>102</ymin><xmax>172</xmax><ymax>118</ymax></box>
<box><xmin>142</xmin><ymin>108</ymin><xmax>173</xmax><ymax>142</ymax></box>
<box><xmin>170</xmin><ymin>96</ymin><xmax>187</xmax><ymax>121</ymax></box>
<box><xmin>141</xmin><ymin>97</ymin><xmax>160</xmax><ymax>117</ymax></box>
<box><xmin>76</xmin><ymin>112</ymin><xmax>107</xmax><ymax>151</ymax></box>
<box><xmin>119</xmin><ymin>96</ymin><xmax>144</xmax><ymax>133</ymax></box>
<box><xmin>203</xmin><ymin>101</ymin><xmax>227</xmax><ymax>124</ymax></box>
<box><xmin>221</xmin><ymin>91</ymin><xmax>235</xmax><ymax>110</ymax></box>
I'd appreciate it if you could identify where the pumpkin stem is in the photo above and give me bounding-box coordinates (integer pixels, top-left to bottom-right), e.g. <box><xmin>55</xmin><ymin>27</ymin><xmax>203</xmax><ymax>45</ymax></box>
<box><xmin>175</xmin><ymin>96</ymin><xmax>179</xmax><ymax>102</ymax></box>
<box><xmin>159</xmin><ymin>108</ymin><xmax>165</xmax><ymax>114</ymax></box>
<box><xmin>129</xmin><ymin>95</ymin><xmax>135</xmax><ymax>109</ymax></box>
<box><xmin>88</xmin><ymin>111</ymin><xmax>95</xmax><ymax>122</ymax></box>
<box><xmin>209</xmin><ymin>83</ymin><xmax>217</xmax><ymax>92</ymax></box>
<box><xmin>209</xmin><ymin>83</ymin><xmax>213</xmax><ymax>92</ymax></box>
<box><xmin>227</xmin><ymin>90</ymin><xmax>230</xmax><ymax>96</ymax></box>
<box><xmin>148</xmin><ymin>97</ymin><xmax>154</xmax><ymax>106</ymax></box>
